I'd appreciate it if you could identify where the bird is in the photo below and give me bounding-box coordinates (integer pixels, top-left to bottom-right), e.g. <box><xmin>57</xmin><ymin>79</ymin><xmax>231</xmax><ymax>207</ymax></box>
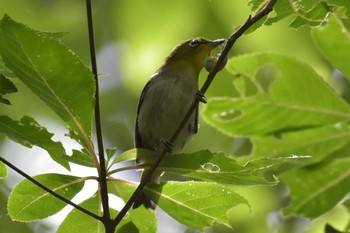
<box><xmin>133</xmin><ymin>37</ymin><xmax>225</xmax><ymax>209</ymax></box>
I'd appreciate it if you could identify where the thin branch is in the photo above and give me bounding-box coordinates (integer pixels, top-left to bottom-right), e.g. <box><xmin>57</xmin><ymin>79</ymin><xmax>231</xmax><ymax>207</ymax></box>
<box><xmin>0</xmin><ymin>156</ymin><xmax>102</xmax><ymax>221</ymax></box>
<box><xmin>85</xmin><ymin>0</ymin><xmax>112</xmax><ymax>230</ymax></box>
<box><xmin>112</xmin><ymin>0</ymin><xmax>277</xmax><ymax>225</ymax></box>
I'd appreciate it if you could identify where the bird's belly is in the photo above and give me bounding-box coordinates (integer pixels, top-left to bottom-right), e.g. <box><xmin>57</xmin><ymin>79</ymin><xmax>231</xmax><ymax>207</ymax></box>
<box><xmin>138</xmin><ymin>78</ymin><xmax>197</xmax><ymax>152</ymax></box>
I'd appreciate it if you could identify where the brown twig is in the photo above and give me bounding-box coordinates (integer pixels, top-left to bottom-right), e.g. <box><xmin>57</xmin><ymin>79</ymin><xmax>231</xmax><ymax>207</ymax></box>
<box><xmin>112</xmin><ymin>0</ymin><xmax>277</xmax><ymax>226</ymax></box>
<box><xmin>86</xmin><ymin>0</ymin><xmax>112</xmax><ymax>232</ymax></box>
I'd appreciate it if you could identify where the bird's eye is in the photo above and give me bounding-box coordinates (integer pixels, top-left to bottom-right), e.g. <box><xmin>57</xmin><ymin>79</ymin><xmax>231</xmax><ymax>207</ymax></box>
<box><xmin>189</xmin><ymin>39</ymin><xmax>200</xmax><ymax>47</ymax></box>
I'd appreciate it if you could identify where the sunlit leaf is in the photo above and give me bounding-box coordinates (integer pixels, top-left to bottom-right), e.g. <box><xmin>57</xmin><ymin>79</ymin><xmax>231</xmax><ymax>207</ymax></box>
<box><xmin>146</xmin><ymin>181</ymin><xmax>249</xmax><ymax>231</ymax></box>
<box><xmin>312</xmin><ymin>15</ymin><xmax>350</xmax><ymax>80</ymax></box>
<box><xmin>251</xmin><ymin>123</ymin><xmax>350</xmax><ymax>162</ymax></box>
<box><xmin>0</xmin><ymin>15</ymin><xmax>95</xmax><ymax>149</ymax></box>
<box><xmin>282</xmin><ymin>158</ymin><xmax>350</xmax><ymax>219</ymax></box>
<box><xmin>112</xmin><ymin>181</ymin><xmax>248</xmax><ymax>232</ymax></box>
<box><xmin>8</xmin><ymin>174</ymin><xmax>84</xmax><ymax>221</ymax></box>
<box><xmin>203</xmin><ymin>53</ymin><xmax>350</xmax><ymax>137</ymax></box>
<box><xmin>58</xmin><ymin>195</ymin><xmax>102</xmax><ymax>233</ymax></box>
<box><xmin>0</xmin><ymin>115</ymin><xmax>69</xmax><ymax>169</ymax></box>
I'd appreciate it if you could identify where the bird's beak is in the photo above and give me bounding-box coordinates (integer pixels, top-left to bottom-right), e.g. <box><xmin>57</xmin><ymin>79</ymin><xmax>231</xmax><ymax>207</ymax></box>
<box><xmin>208</xmin><ymin>38</ymin><xmax>226</xmax><ymax>47</ymax></box>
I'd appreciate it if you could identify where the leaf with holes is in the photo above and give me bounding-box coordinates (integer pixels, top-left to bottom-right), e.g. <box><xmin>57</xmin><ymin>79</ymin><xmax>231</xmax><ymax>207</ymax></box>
<box><xmin>8</xmin><ymin>174</ymin><xmax>84</xmax><ymax>222</ymax></box>
<box><xmin>203</xmin><ymin>53</ymin><xmax>350</xmax><ymax>137</ymax></box>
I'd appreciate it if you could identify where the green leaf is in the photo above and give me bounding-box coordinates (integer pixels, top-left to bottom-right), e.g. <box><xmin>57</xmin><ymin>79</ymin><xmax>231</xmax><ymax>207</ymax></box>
<box><xmin>8</xmin><ymin>174</ymin><xmax>84</xmax><ymax>222</ymax></box>
<box><xmin>111</xmin><ymin>148</ymin><xmax>156</xmax><ymax>165</ymax></box>
<box><xmin>0</xmin><ymin>160</ymin><xmax>7</xmax><ymax>178</ymax></box>
<box><xmin>312</xmin><ymin>15</ymin><xmax>350</xmax><ymax>80</ymax></box>
<box><xmin>106</xmin><ymin>147</ymin><xmax>118</xmax><ymax>161</ymax></box>
<box><xmin>57</xmin><ymin>194</ymin><xmax>124</xmax><ymax>233</ymax></box>
<box><xmin>108</xmin><ymin>181</ymin><xmax>157</xmax><ymax>233</ymax></box>
<box><xmin>282</xmin><ymin>158</ymin><xmax>350</xmax><ymax>219</ymax></box>
<box><xmin>0</xmin><ymin>115</ymin><xmax>70</xmax><ymax>169</ymax></box>
<box><xmin>0</xmin><ymin>74</ymin><xmax>17</xmax><ymax>105</ymax></box>
<box><xmin>57</xmin><ymin>195</ymin><xmax>104</xmax><ymax>233</ymax></box>
<box><xmin>0</xmin><ymin>15</ymin><xmax>95</xmax><ymax>149</ymax></box>
<box><xmin>251</xmin><ymin>123</ymin><xmax>350</xmax><ymax>162</ymax></box>
<box><xmin>155</xmin><ymin>150</ymin><xmax>281</xmax><ymax>185</ymax></box>
<box><xmin>261</xmin><ymin>0</ymin><xmax>294</xmax><ymax>25</ymax></box>
<box><xmin>65</xmin><ymin>149</ymin><xmax>95</xmax><ymax>168</ymax></box>
<box><xmin>0</xmin><ymin>184</ymin><xmax>34</xmax><ymax>233</ymax></box>
<box><xmin>203</xmin><ymin>53</ymin><xmax>350</xmax><ymax>137</ymax></box>
<box><xmin>145</xmin><ymin>181</ymin><xmax>249</xmax><ymax>231</ymax></box>
<box><xmin>290</xmin><ymin>1</ymin><xmax>331</xmax><ymax>28</ymax></box>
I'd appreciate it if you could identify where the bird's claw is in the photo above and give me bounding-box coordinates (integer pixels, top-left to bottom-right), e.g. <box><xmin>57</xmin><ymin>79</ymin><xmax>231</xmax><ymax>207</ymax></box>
<box><xmin>195</xmin><ymin>90</ymin><xmax>207</xmax><ymax>103</ymax></box>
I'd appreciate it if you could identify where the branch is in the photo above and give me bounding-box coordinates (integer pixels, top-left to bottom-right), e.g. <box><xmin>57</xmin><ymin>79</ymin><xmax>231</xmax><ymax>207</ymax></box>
<box><xmin>112</xmin><ymin>0</ymin><xmax>277</xmax><ymax>226</ymax></box>
<box><xmin>0</xmin><ymin>156</ymin><xmax>102</xmax><ymax>221</ymax></box>
<box><xmin>85</xmin><ymin>0</ymin><xmax>112</xmax><ymax>230</ymax></box>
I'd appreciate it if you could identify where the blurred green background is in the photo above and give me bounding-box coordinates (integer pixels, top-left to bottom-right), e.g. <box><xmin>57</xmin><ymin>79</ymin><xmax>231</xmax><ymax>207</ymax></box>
<box><xmin>0</xmin><ymin>1</ymin><xmax>348</xmax><ymax>233</ymax></box>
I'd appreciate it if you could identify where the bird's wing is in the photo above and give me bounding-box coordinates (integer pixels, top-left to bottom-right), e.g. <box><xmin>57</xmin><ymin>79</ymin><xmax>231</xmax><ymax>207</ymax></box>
<box><xmin>193</xmin><ymin>103</ymin><xmax>199</xmax><ymax>134</ymax></box>
<box><xmin>134</xmin><ymin>79</ymin><xmax>153</xmax><ymax>148</ymax></box>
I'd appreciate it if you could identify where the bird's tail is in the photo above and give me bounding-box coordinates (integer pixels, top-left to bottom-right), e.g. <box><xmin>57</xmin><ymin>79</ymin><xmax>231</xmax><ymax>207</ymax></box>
<box><xmin>132</xmin><ymin>168</ymin><xmax>163</xmax><ymax>209</ymax></box>
<box><xmin>133</xmin><ymin>191</ymin><xmax>156</xmax><ymax>209</ymax></box>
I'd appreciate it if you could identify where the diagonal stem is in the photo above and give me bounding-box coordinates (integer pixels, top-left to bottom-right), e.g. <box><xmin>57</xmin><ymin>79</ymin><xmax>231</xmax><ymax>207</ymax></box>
<box><xmin>112</xmin><ymin>0</ymin><xmax>277</xmax><ymax>226</ymax></box>
<box><xmin>0</xmin><ymin>156</ymin><xmax>102</xmax><ymax>221</ymax></box>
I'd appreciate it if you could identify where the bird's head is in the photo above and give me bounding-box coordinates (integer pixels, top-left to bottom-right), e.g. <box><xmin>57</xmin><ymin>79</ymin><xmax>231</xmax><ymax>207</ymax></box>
<box><xmin>163</xmin><ymin>37</ymin><xmax>225</xmax><ymax>74</ymax></box>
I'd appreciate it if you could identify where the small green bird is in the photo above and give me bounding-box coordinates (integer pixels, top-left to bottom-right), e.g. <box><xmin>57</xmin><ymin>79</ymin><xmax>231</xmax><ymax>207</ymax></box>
<box><xmin>134</xmin><ymin>37</ymin><xmax>225</xmax><ymax>209</ymax></box>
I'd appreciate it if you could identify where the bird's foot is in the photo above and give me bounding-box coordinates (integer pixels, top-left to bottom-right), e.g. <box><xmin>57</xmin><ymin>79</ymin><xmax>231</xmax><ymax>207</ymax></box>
<box><xmin>195</xmin><ymin>90</ymin><xmax>207</xmax><ymax>103</ymax></box>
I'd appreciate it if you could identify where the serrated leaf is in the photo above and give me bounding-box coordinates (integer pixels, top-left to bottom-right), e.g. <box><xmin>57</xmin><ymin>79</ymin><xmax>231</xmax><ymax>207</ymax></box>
<box><xmin>0</xmin><ymin>115</ymin><xmax>69</xmax><ymax>169</ymax></box>
<box><xmin>312</xmin><ymin>15</ymin><xmax>350</xmax><ymax>80</ymax></box>
<box><xmin>282</xmin><ymin>158</ymin><xmax>350</xmax><ymax>219</ymax></box>
<box><xmin>145</xmin><ymin>181</ymin><xmax>249</xmax><ymax>231</ymax></box>
<box><xmin>108</xmin><ymin>181</ymin><xmax>157</xmax><ymax>233</ymax></box>
<box><xmin>203</xmin><ymin>53</ymin><xmax>350</xmax><ymax>137</ymax></box>
<box><xmin>0</xmin><ymin>15</ymin><xmax>95</xmax><ymax>150</ymax></box>
<box><xmin>289</xmin><ymin>1</ymin><xmax>330</xmax><ymax>28</ymax></box>
<box><xmin>8</xmin><ymin>174</ymin><xmax>84</xmax><ymax>222</ymax></box>
<box><xmin>251</xmin><ymin>123</ymin><xmax>350</xmax><ymax>162</ymax></box>
<box><xmin>156</xmin><ymin>150</ymin><xmax>280</xmax><ymax>185</ymax></box>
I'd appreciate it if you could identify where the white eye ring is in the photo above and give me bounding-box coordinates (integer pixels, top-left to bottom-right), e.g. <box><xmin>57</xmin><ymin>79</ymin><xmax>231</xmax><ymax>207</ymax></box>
<box><xmin>189</xmin><ymin>39</ymin><xmax>200</xmax><ymax>47</ymax></box>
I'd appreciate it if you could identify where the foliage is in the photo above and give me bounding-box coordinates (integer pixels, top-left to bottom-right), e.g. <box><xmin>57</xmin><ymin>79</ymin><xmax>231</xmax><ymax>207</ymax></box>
<box><xmin>0</xmin><ymin>1</ymin><xmax>350</xmax><ymax>233</ymax></box>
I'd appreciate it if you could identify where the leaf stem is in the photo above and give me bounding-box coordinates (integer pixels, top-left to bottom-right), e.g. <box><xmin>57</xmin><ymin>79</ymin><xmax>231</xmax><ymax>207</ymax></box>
<box><xmin>112</xmin><ymin>0</ymin><xmax>277</xmax><ymax>226</ymax></box>
<box><xmin>0</xmin><ymin>156</ymin><xmax>102</xmax><ymax>221</ymax></box>
<box><xmin>85</xmin><ymin>0</ymin><xmax>112</xmax><ymax>231</ymax></box>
